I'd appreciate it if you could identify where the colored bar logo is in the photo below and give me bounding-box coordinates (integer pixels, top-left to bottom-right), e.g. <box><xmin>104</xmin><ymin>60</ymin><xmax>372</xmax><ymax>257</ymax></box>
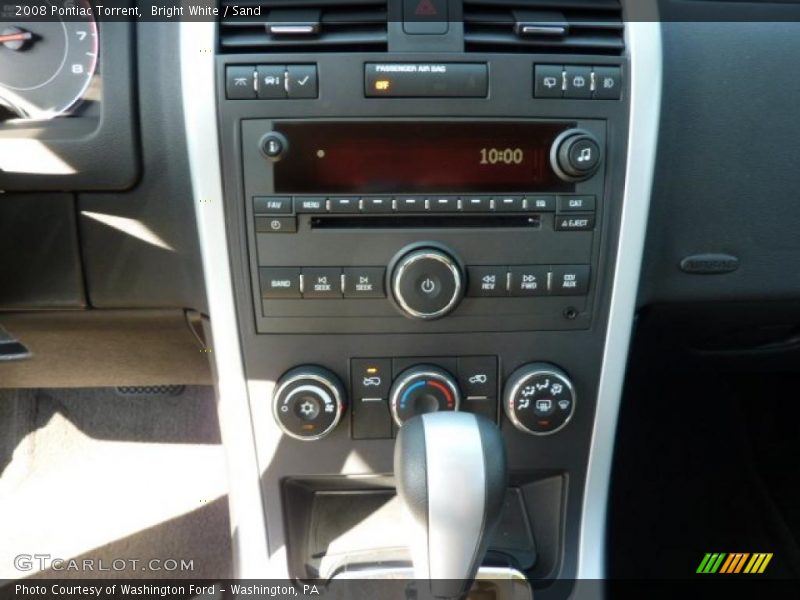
<box><xmin>697</xmin><ymin>553</ymin><xmax>773</xmax><ymax>574</ymax></box>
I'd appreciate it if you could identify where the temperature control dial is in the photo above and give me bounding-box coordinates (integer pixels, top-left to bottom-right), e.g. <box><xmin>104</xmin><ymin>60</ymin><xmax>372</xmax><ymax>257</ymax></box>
<box><xmin>390</xmin><ymin>366</ymin><xmax>461</xmax><ymax>426</ymax></box>
<box><xmin>272</xmin><ymin>366</ymin><xmax>345</xmax><ymax>441</ymax></box>
<box><xmin>503</xmin><ymin>363</ymin><xmax>575</xmax><ymax>435</ymax></box>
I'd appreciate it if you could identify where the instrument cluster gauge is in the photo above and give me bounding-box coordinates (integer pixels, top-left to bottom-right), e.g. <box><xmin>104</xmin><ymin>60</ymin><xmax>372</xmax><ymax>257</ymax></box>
<box><xmin>0</xmin><ymin>0</ymin><xmax>99</xmax><ymax>120</ymax></box>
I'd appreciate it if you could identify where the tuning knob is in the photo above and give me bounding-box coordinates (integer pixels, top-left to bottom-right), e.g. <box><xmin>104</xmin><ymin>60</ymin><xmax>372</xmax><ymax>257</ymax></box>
<box><xmin>550</xmin><ymin>129</ymin><xmax>602</xmax><ymax>181</ymax></box>
<box><xmin>503</xmin><ymin>363</ymin><xmax>576</xmax><ymax>435</ymax></box>
<box><xmin>390</xmin><ymin>365</ymin><xmax>461</xmax><ymax>427</ymax></box>
<box><xmin>389</xmin><ymin>246</ymin><xmax>465</xmax><ymax>320</ymax></box>
<box><xmin>272</xmin><ymin>366</ymin><xmax>345</xmax><ymax>441</ymax></box>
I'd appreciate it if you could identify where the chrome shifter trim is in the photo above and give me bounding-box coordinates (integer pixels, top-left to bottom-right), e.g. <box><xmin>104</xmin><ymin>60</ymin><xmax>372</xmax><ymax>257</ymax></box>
<box><xmin>578</xmin><ymin>16</ymin><xmax>663</xmax><ymax>579</ymax></box>
<box><xmin>179</xmin><ymin>21</ymin><xmax>270</xmax><ymax>577</ymax></box>
<box><xmin>420</xmin><ymin>412</ymin><xmax>486</xmax><ymax>582</ymax></box>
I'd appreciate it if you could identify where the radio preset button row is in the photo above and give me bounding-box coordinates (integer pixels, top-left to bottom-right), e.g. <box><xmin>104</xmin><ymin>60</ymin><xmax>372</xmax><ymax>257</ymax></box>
<box><xmin>534</xmin><ymin>64</ymin><xmax>622</xmax><ymax>100</ymax></box>
<box><xmin>270</xmin><ymin>195</ymin><xmax>587</xmax><ymax>215</ymax></box>
<box><xmin>467</xmin><ymin>265</ymin><xmax>590</xmax><ymax>297</ymax></box>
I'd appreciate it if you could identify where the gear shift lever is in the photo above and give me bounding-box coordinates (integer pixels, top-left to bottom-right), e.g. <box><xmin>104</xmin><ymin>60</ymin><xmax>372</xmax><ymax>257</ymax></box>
<box><xmin>394</xmin><ymin>412</ymin><xmax>508</xmax><ymax>599</ymax></box>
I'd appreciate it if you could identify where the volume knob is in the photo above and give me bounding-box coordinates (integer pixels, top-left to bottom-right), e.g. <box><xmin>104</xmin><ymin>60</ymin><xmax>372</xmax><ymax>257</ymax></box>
<box><xmin>389</xmin><ymin>246</ymin><xmax>465</xmax><ymax>320</ymax></box>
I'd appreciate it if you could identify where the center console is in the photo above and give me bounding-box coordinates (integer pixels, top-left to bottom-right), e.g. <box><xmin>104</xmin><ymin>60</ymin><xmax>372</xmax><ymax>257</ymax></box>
<box><xmin>181</xmin><ymin>1</ymin><xmax>662</xmax><ymax>595</ymax></box>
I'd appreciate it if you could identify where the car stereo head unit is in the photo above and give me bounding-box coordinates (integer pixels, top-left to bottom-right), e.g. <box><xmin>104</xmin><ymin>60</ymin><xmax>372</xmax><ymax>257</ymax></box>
<box><xmin>268</xmin><ymin>121</ymin><xmax>576</xmax><ymax>194</ymax></box>
<box><xmin>240</xmin><ymin>118</ymin><xmax>607</xmax><ymax>335</ymax></box>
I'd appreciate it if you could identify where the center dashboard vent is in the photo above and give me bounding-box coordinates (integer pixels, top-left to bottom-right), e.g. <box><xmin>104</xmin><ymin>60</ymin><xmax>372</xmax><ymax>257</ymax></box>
<box><xmin>219</xmin><ymin>0</ymin><xmax>388</xmax><ymax>53</ymax></box>
<box><xmin>463</xmin><ymin>0</ymin><xmax>624</xmax><ymax>55</ymax></box>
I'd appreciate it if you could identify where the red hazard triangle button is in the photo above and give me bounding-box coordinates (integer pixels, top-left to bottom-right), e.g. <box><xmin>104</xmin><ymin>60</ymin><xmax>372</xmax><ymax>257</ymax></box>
<box><xmin>403</xmin><ymin>0</ymin><xmax>448</xmax><ymax>34</ymax></box>
<box><xmin>415</xmin><ymin>0</ymin><xmax>438</xmax><ymax>16</ymax></box>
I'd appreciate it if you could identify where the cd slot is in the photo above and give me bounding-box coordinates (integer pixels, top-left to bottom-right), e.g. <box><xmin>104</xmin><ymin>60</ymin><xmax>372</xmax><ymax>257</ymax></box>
<box><xmin>310</xmin><ymin>215</ymin><xmax>541</xmax><ymax>229</ymax></box>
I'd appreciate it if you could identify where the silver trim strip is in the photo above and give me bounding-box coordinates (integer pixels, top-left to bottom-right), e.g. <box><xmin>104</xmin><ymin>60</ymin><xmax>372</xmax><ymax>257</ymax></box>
<box><xmin>179</xmin><ymin>22</ymin><xmax>270</xmax><ymax>577</ymax></box>
<box><xmin>577</xmin><ymin>17</ymin><xmax>662</xmax><ymax>579</ymax></box>
<box><xmin>333</xmin><ymin>566</ymin><xmax>532</xmax><ymax>600</ymax></box>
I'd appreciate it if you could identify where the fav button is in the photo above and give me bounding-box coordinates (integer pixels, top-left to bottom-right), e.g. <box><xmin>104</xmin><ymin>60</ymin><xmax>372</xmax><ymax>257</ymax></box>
<box><xmin>254</xmin><ymin>196</ymin><xmax>292</xmax><ymax>214</ymax></box>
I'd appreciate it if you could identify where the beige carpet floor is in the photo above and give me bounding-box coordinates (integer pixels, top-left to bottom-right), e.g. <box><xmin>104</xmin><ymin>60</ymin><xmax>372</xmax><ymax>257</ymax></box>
<box><xmin>0</xmin><ymin>386</ymin><xmax>231</xmax><ymax>580</ymax></box>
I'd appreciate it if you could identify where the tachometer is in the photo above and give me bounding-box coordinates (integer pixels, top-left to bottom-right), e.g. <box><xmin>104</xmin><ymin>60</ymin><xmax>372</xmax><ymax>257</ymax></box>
<box><xmin>0</xmin><ymin>0</ymin><xmax>98</xmax><ymax>119</ymax></box>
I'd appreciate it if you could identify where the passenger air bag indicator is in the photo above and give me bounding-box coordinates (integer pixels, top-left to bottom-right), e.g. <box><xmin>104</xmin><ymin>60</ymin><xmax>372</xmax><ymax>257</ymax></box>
<box><xmin>365</xmin><ymin>63</ymin><xmax>488</xmax><ymax>98</ymax></box>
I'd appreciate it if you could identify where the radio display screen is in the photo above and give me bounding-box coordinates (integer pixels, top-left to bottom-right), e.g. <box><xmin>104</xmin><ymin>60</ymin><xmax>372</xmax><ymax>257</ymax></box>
<box><xmin>272</xmin><ymin>121</ymin><xmax>574</xmax><ymax>193</ymax></box>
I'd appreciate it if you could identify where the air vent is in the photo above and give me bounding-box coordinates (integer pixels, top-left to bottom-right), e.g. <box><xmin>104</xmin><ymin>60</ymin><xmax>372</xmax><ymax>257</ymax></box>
<box><xmin>464</xmin><ymin>0</ymin><xmax>624</xmax><ymax>55</ymax></box>
<box><xmin>219</xmin><ymin>0</ymin><xmax>388</xmax><ymax>53</ymax></box>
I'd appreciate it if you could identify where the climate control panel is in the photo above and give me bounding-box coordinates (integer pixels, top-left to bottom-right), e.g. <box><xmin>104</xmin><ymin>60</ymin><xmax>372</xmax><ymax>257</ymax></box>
<box><xmin>271</xmin><ymin>358</ymin><xmax>575</xmax><ymax>441</ymax></box>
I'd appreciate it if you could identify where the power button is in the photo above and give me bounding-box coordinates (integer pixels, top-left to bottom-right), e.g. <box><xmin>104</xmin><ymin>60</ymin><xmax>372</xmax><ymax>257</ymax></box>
<box><xmin>390</xmin><ymin>247</ymin><xmax>464</xmax><ymax>320</ymax></box>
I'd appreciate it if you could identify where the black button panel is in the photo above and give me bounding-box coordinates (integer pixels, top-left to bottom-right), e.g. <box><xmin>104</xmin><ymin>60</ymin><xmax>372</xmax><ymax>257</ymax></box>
<box><xmin>534</xmin><ymin>64</ymin><xmax>623</xmax><ymax>100</ymax></box>
<box><xmin>466</xmin><ymin>265</ymin><xmax>591</xmax><ymax>297</ymax></box>
<box><xmin>262</xmin><ymin>264</ymin><xmax>591</xmax><ymax>300</ymax></box>
<box><xmin>254</xmin><ymin>195</ymin><xmax>592</xmax><ymax>217</ymax></box>
<box><xmin>350</xmin><ymin>356</ymin><xmax>499</xmax><ymax>438</ymax></box>
<box><xmin>227</xmin><ymin>64</ymin><xmax>317</xmax><ymax>100</ymax></box>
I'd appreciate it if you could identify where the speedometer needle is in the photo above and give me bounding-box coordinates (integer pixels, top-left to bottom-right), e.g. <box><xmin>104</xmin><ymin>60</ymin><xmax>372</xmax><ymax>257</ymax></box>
<box><xmin>1</xmin><ymin>29</ymin><xmax>34</xmax><ymax>51</ymax></box>
<box><xmin>0</xmin><ymin>31</ymin><xmax>32</xmax><ymax>43</ymax></box>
